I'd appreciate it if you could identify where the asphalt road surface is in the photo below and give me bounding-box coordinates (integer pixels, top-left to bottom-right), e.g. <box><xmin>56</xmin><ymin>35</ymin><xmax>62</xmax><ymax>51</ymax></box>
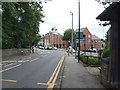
<box><xmin>2</xmin><ymin>49</ymin><xmax>65</xmax><ymax>88</ymax></box>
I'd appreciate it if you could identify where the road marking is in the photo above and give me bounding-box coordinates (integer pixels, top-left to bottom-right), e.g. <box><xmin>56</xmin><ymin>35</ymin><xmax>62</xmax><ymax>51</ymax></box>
<box><xmin>47</xmin><ymin>57</ymin><xmax>62</xmax><ymax>84</ymax></box>
<box><xmin>37</xmin><ymin>56</ymin><xmax>64</xmax><ymax>89</ymax></box>
<box><xmin>37</xmin><ymin>82</ymin><xmax>48</xmax><ymax>86</ymax></box>
<box><xmin>1</xmin><ymin>79</ymin><xmax>17</xmax><ymax>83</ymax></box>
<box><xmin>30</xmin><ymin>58</ymin><xmax>39</xmax><ymax>62</ymax></box>
<box><xmin>4</xmin><ymin>63</ymin><xmax>14</xmax><ymax>67</ymax></box>
<box><xmin>37</xmin><ymin>82</ymin><xmax>57</xmax><ymax>86</ymax></box>
<box><xmin>22</xmin><ymin>60</ymin><xmax>30</xmax><ymax>62</ymax></box>
<box><xmin>2</xmin><ymin>61</ymin><xmax>17</xmax><ymax>63</ymax></box>
<box><xmin>0</xmin><ymin>64</ymin><xmax>21</xmax><ymax>73</ymax></box>
<box><xmin>47</xmin><ymin>56</ymin><xmax>64</xmax><ymax>90</ymax></box>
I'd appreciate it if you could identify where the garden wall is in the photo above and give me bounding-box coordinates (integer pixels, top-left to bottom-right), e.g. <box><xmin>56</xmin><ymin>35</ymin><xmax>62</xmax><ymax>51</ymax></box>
<box><xmin>2</xmin><ymin>48</ymin><xmax>31</xmax><ymax>57</ymax></box>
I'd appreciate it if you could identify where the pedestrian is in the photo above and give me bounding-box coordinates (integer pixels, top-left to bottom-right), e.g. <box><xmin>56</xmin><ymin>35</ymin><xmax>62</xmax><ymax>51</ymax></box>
<box><xmin>32</xmin><ymin>46</ymin><xmax>35</xmax><ymax>53</ymax></box>
<box><xmin>68</xmin><ymin>47</ymin><xmax>70</xmax><ymax>56</ymax></box>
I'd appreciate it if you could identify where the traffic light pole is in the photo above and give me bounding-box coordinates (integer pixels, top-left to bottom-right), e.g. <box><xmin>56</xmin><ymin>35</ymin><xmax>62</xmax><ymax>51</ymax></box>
<box><xmin>78</xmin><ymin>0</ymin><xmax>80</xmax><ymax>63</ymax></box>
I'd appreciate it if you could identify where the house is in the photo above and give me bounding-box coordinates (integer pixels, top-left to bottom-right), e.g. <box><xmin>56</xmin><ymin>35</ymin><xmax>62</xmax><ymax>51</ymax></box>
<box><xmin>75</xmin><ymin>27</ymin><xmax>92</xmax><ymax>50</ymax></box>
<box><xmin>106</xmin><ymin>27</ymin><xmax>111</xmax><ymax>48</ymax></box>
<box><xmin>92</xmin><ymin>35</ymin><xmax>104</xmax><ymax>51</ymax></box>
<box><xmin>96</xmin><ymin>2</ymin><xmax>120</xmax><ymax>89</ymax></box>
<box><xmin>44</xmin><ymin>27</ymin><xmax>63</xmax><ymax>48</ymax></box>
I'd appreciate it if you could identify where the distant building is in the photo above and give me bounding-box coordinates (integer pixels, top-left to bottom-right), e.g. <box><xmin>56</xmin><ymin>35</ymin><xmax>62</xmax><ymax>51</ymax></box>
<box><xmin>75</xmin><ymin>27</ymin><xmax>92</xmax><ymax>50</ymax></box>
<box><xmin>92</xmin><ymin>35</ymin><xmax>104</xmax><ymax>51</ymax></box>
<box><xmin>44</xmin><ymin>27</ymin><xmax>63</xmax><ymax>48</ymax></box>
<box><xmin>75</xmin><ymin>27</ymin><xmax>104</xmax><ymax>51</ymax></box>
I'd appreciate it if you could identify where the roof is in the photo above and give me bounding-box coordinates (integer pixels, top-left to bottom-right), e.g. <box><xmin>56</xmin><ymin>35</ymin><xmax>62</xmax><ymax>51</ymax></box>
<box><xmin>96</xmin><ymin>2</ymin><xmax>120</xmax><ymax>21</ymax></box>
<box><xmin>75</xmin><ymin>27</ymin><xmax>87</xmax><ymax>32</ymax></box>
<box><xmin>92</xmin><ymin>35</ymin><xmax>100</xmax><ymax>40</ymax></box>
<box><xmin>107</xmin><ymin>27</ymin><xmax>111</xmax><ymax>34</ymax></box>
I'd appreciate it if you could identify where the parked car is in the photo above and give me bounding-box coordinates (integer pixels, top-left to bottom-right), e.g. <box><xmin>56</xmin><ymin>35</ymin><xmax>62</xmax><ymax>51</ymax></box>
<box><xmin>46</xmin><ymin>46</ymin><xmax>53</xmax><ymax>50</ymax></box>
<box><xmin>53</xmin><ymin>47</ymin><xmax>57</xmax><ymax>50</ymax></box>
<box><xmin>49</xmin><ymin>47</ymin><xmax>53</xmax><ymax>50</ymax></box>
<box><xmin>38</xmin><ymin>46</ymin><xmax>44</xmax><ymax>49</ymax></box>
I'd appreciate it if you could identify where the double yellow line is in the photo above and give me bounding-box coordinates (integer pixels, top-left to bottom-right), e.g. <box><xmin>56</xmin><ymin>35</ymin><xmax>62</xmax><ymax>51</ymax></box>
<box><xmin>47</xmin><ymin>56</ymin><xmax>64</xmax><ymax>90</ymax></box>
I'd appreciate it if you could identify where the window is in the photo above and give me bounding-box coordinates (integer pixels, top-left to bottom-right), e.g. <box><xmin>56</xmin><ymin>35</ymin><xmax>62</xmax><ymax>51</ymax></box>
<box><xmin>88</xmin><ymin>35</ymin><xmax>91</xmax><ymax>38</ymax></box>
<box><xmin>88</xmin><ymin>39</ymin><xmax>91</xmax><ymax>42</ymax></box>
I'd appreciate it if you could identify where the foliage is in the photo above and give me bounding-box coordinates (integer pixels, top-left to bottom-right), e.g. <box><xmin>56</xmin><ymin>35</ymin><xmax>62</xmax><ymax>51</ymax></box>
<box><xmin>80</xmin><ymin>55</ymin><xmax>101</xmax><ymax>66</ymax></box>
<box><xmin>2</xmin><ymin>2</ymin><xmax>44</xmax><ymax>49</ymax></box>
<box><xmin>102</xmin><ymin>45</ymin><xmax>109</xmax><ymax>58</ymax></box>
<box><xmin>62</xmin><ymin>28</ymin><xmax>75</xmax><ymax>41</ymax></box>
<box><xmin>95</xmin><ymin>0</ymin><xmax>112</xmax><ymax>8</ymax></box>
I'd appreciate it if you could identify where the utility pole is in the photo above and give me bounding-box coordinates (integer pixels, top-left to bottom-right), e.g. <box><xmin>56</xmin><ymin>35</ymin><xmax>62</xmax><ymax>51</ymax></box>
<box><xmin>78</xmin><ymin>0</ymin><xmax>80</xmax><ymax>63</ymax></box>
<box><xmin>70</xmin><ymin>12</ymin><xmax>74</xmax><ymax>54</ymax></box>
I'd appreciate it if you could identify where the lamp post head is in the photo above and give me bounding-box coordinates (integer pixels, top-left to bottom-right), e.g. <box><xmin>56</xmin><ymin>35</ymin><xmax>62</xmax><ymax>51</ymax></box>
<box><xmin>70</xmin><ymin>12</ymin><xmax>73</xmax><ymax>15</ymax></box>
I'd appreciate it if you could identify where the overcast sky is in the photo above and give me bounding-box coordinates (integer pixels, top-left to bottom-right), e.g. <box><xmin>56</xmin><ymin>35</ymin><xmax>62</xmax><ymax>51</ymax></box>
<box><xmin>39</xmin><ymin>0</ymin><xmax>110</xmax><ymax>39</ymax></box>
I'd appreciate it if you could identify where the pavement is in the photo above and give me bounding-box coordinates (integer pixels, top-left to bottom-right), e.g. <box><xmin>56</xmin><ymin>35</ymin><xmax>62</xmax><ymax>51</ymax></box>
<box><xmin>61</xmin><ymin>53</ymin><xmax>105</xmax><ymax>89</ymax></box>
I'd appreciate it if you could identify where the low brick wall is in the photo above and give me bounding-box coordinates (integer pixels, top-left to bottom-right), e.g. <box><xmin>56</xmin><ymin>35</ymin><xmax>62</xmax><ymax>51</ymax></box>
<box><xmin>2</xmin><ymin>48</ymin><xmax>31</xmax><ymax>57</ymax></box>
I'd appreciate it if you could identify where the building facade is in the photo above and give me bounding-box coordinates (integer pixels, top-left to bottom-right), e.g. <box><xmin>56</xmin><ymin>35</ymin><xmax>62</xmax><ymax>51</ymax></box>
<box><xmin>92</xmin><ymin>35</ymin><xmax>104</xmax><ymax>51</ymax></box>
<box><xmin>44</xmin><ymin>27</ymin><xmax>63</xmax><ymax>48</ymax></box>
<box><xmin>75</xmin><ymin>27</ymin><xmax>92</xmax><ymax>50</ymax></box>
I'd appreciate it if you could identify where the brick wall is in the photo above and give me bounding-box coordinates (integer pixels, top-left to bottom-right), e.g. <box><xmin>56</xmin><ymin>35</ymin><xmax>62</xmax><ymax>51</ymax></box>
<box><xmin>2</xmin><ymin>48</ymin><xmax>31</xmax><ymax>57</ymax></box>
<box><xmin>80</xmin><ymin>27</ymin><xmax>92</xmax><ymax>50</ymax></box>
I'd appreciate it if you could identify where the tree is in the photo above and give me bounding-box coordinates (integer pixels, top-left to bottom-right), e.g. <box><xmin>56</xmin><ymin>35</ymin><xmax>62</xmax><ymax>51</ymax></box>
<box><xmin>95</xmin><ymin>0</ymin><xmax>112</xmax><ymax>8</ymax></box>
<box><xmin>62</xmin><ymin>28</ymin><xmax>75</xmax><ymax>42</ymax></box>
<box><xmin>62</xmin><ymin>29</ymin><xmax>75</xmax><ymax>48</ymax></box>
<box><xmin>2</xmin><ymin>2</ymin><xmax>44</xmax><ymax>49</ymax></box>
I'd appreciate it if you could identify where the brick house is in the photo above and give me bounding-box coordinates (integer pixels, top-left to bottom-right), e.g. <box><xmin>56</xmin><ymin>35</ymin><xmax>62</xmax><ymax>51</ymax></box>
<box><xmin>92</xmin><ymin>35</ymin><xmax>104</xmax><ymax>51</ymax></box>
<box><xmin>75</xmin><ymin>27</ymin><xmax>92</xmax><ymax>50</ymax></box>
<box><xmin>44</xmin><ymin>27</ymin><xmax>63</xmax><ymax>48</ymax></box>
<box><xmin>106</xmin><ymin>27</ymin><xmax>111</xmax><ymax>48</ymax></box>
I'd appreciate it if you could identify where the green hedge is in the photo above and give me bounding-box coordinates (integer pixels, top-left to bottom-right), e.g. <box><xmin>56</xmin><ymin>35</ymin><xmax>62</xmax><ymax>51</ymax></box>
<box><xmin>102</xmin><ymin>45</ymin><xmax>110</xmax><ymax>58</ymax></box>
<box><xmin>80</xmin><ymin>55</ymin><xmax>101</xmax><ymax>66</ymax></box>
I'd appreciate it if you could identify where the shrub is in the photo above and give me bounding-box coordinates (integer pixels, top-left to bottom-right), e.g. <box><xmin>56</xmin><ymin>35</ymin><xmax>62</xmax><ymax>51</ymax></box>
<box><xmin>80</xmin><ymin>55</ymin><xmax>101</xmax><ymax>66</ymax></box>
<box><xmin>89</xmin><ymin>57</ymin><xmax>100</xmax><ymax>65</ymax></box>
<box><xmin>102</xmin><ymin>45</ymin><xmax>110</xmax><ymax>58</ymax></box>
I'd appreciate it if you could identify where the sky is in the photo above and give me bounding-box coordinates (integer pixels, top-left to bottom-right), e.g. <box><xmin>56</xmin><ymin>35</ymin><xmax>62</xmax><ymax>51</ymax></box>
<box><xmin>39</xmin><ymin>0</ymin><xmax>111</xmax><ymax>39</ymax></box>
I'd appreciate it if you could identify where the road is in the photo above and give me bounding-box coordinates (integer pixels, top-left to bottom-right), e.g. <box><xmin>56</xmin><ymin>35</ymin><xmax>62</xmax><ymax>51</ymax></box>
<box><xmin>2</xmin><ymin>49</ymin><xmax>65</xmax><ymax>88</ymax></box>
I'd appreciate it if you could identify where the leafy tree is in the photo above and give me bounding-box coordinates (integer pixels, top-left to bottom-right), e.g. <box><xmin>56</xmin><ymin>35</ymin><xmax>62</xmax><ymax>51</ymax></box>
<box><xmin>95</xmin><ymin>0</ymin><xmax>112</xmax><ymax>8</ymax></box>
<box><xmin>2</xmin><ymin>2</ymin><xmax>19</xmax><ymax>48</ymax></box>
<box><xmin>62</xmin><ymin>28</ymin><xmax>75</xmax><ymax>42</ymax></box>
<box><xmin>2</xmin><ymin>2</ymin><xmax>44</xmax><ymax>49</ymax></box>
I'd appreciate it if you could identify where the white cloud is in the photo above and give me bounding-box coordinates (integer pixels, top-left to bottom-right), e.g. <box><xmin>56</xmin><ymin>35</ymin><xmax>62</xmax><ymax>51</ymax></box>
<box><xmin>39</xmin><ymin>0</ymin><xmax>110</xmax><ymax>39</ymax></box>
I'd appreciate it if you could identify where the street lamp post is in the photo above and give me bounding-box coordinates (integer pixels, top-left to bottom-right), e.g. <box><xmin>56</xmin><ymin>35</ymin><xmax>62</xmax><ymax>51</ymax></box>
<box><xmin>70</xmin><ymin>12</ymin><xmax>74</xmax><ymax>54</ymax></box>
<box><xmin>78</xmin><ymin>0</ymin><xmax>80</xmax><ymax>63</ymax></box>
